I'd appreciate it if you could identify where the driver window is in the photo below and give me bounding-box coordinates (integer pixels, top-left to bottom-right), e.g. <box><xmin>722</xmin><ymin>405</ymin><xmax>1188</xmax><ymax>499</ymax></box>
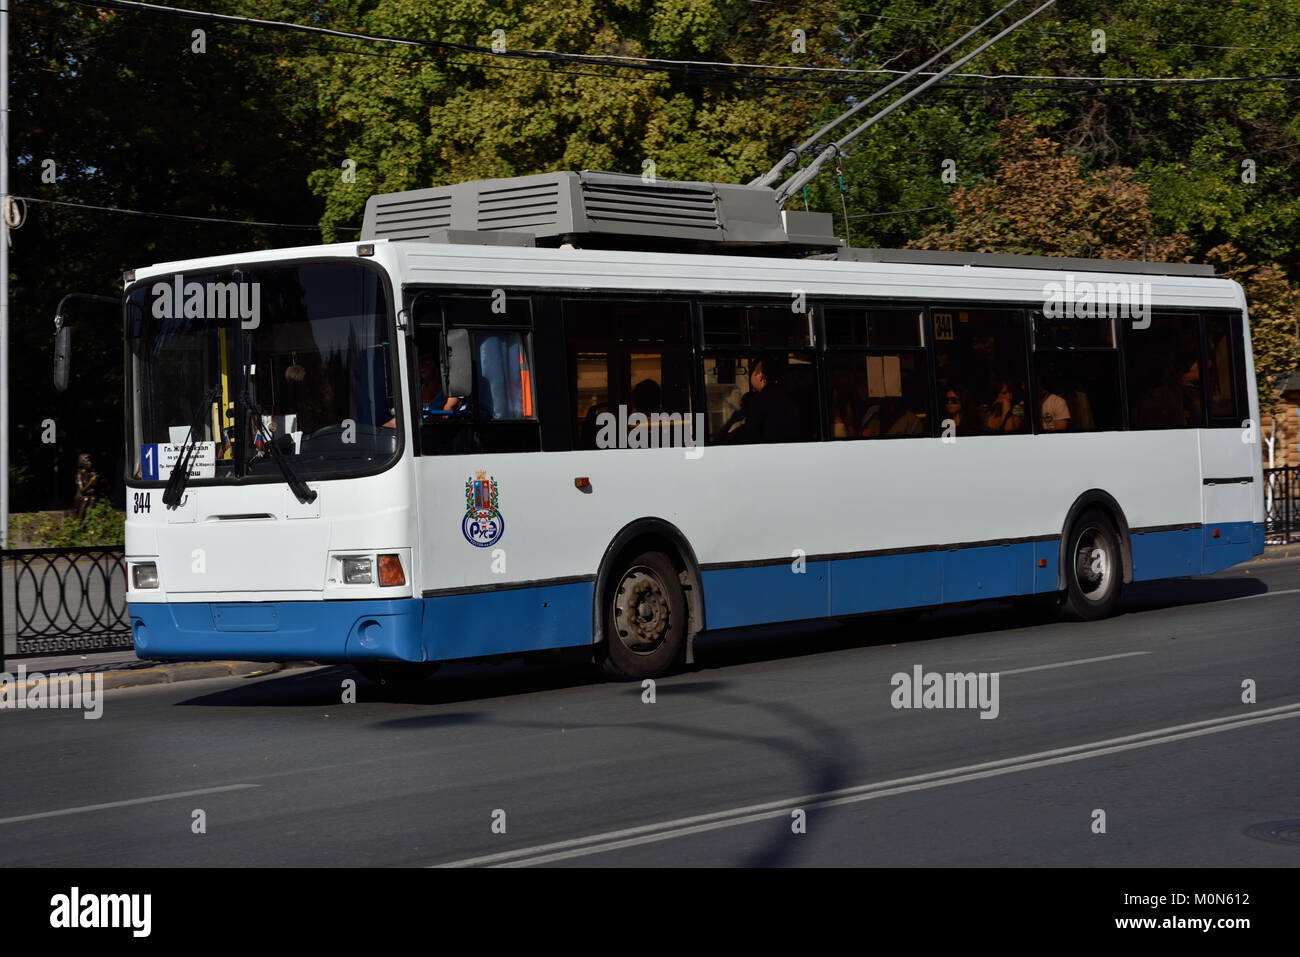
<box><xmin>411</xmin><ymin>295</ymin><xmax>540</xmax><ymax>454</ymax></box>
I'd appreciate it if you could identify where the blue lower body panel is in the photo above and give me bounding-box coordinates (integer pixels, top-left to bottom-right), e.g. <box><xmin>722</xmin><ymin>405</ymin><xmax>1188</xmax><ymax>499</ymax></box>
<box><xmin>1128</xmin><ymin>521</ymin><xmax>1262</xmax><ymax>580</ymax></box>
<box><xmin>702</xmin><ymin>522</ymin><xmax>1265</xmax><ymax>631</ymax></box>
<box><xmin>704</xmin><ymin>541</ymin><xmax>1045</xmax><ymax>629</ymax></box>
<box><xmin>131</xmin><ymin>522</ymin><xmax>1265</xmax><ymax>662</ymax></box>
<box><xmin>131</xmin><ymin>579</ymin><xmax>593</xmax><ymax>664</ymax></box>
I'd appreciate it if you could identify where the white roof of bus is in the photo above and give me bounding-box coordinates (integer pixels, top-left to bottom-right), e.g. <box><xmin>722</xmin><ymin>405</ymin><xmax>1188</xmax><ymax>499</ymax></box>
<box><xmin>134</xmin><ymin>238</ymin><xmax>1246</xmax><ymax>312</ymax></box>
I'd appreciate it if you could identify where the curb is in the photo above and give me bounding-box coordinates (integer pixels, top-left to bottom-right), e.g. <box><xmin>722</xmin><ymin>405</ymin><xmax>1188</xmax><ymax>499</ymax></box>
<box><xmin>103</xmin><ymin>660</ymin><xmax>318</xmax><ymax>689</ymax></box>
<box><xmin>5</xmin><ymin>660</ymin><xmax>318</xmax><ymax>692</ymax></box>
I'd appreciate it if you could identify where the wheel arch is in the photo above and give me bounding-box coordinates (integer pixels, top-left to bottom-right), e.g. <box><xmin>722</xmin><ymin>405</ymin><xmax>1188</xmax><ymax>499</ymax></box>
<box><xmin>592</xmin><ymin>518</ymin><xmax>705</xmax><ymax>663</ymax></box>
<box><xmin>1058</xmin><ymin>489</ymin><xmax>1133</xmax><ymax>588</ymax></box>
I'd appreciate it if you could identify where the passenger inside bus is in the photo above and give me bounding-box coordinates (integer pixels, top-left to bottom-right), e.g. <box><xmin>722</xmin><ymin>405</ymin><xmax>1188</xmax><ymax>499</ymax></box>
<box><xmin>1038</xmin><ymin>378</ymin><xmax>1071</xmax><ymax>432</ymax></box>
<box><xmin>942</xmin><ymin>384</ymin><xmax>981</xmax><ymax>436</ymax></box>
<box><xmin>865</xmin><ymin>395</ymin><xmax>925</xmax><ymax>436</ymax></box>
<box><xmin>985</xmin><ymin>380</ymin><xmax>1026</xmax><ymax>433</ymax></box>
<box><xmin>726</xmin><ymin>355</ymin><xmax>800</xmax><ymax>443</ymax></box>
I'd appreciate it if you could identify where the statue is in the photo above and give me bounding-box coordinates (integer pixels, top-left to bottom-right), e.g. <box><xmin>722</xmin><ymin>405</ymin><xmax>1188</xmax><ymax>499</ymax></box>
<box><xmin>74</xmin><ymin>452</ymin><xmax>100</xmax><ymax>522</ymax></box>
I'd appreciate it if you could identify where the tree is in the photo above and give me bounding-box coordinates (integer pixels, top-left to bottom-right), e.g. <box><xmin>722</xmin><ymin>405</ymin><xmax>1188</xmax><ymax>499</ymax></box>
<box><xmin>9</xmin><ymin>1</ymin><xmax>330</xmax><ymax>509</ymax></box>
<box><xmin>1204</xmin><ymin>244</ymin><xmax>1300</xmax><ymax>454</ymax></box>
<box><xmin>906</xmin><ymin>117</ymin><xmax>1191</xmax><ymax>261</ymax></box>
<box><xmin>283</xmin><ymin>0</ymin><xmax>845</xmax><ymax>239</ymax></box>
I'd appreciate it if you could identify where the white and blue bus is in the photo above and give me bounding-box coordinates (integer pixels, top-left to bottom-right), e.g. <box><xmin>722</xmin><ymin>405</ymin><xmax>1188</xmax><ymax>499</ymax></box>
<box><xmin>122</xmin><ymin>193</ymin><xmax>1263</xmax><ymax>681</ymax></box>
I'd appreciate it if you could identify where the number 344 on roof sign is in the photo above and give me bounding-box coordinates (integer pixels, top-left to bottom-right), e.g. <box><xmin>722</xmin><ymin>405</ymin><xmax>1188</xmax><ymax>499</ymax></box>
<box><xmin>462</xmin><ymin>471</ymin><xmax>505</xmax><ymax>547</ymax></box>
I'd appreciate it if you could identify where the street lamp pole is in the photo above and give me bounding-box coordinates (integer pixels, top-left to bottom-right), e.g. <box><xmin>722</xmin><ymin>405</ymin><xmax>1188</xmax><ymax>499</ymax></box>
<box><xmin>1</xmin><ymin>1</ymin><xmax>10</xmax><ymax>549</ymax></box>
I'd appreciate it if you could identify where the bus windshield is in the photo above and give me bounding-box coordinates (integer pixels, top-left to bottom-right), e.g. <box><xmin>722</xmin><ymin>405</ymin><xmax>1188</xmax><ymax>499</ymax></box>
<box><xmin>126</xmin><ymin>261</ymin><xmax>398</xmax><ymax>485</ymax></box>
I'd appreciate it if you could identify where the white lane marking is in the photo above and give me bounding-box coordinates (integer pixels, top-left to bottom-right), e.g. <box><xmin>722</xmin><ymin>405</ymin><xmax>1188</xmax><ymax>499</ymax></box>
<box><xmin>999</xmin><ymin>651</ymin><xmax>1151</xmax><ymax>675</ymax></box>
<box><xmin>1223</xmin><ymin>587</ymin><xmax>1300</xmax><ymax>603</ymax></box>
<box><xmin>434</xmin><ymin>702</ymin><xmax>1300</xmax><ymax>867</ymax></box>
<box><xmin>0</xmin><ymin>784</ymin><xmax>259</xmax><ymax>826</ymax></box>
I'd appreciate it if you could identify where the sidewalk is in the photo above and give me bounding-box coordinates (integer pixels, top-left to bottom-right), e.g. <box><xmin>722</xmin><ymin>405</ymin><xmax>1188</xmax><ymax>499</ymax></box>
<box><xmin>4</xmin><ymin>544</ymin><xmax>1298</xmax><ymax>691</ymax></box>
<box><xmin>0</xmin><ymin>650</ymin><xmax>318</xmax><ymax>689</ymax></box>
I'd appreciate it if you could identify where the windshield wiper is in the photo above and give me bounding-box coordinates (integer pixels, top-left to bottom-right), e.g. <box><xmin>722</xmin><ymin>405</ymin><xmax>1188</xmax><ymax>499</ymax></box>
<box><xmin>244</xmin><ymin>390</ymin><xmax>318</xmax><ymax>504</ymax></box>
<box><xmin>162</xmin><ymin>385</ymin><xmax>220</xmax><ymax>509</ymax></box>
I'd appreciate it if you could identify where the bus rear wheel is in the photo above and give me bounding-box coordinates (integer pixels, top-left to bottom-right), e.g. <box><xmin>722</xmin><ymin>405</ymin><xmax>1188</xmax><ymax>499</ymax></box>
<box><xmin>600</xmin><ymin>550</ymin><xmax>686</xmax><ymax>680</ymax></box>
<box><xmin>1062</xmin><ymin>508</ymin><xmax>1123</xmax><ymax>621</ymax></box>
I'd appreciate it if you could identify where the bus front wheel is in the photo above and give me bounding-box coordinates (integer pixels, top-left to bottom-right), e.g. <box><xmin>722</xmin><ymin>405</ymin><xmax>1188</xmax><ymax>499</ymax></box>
<box><xmin>1062</xmin><ymin>508</ymin><xmax>1123</xmax><ymax>621</ymax></box>
<box><xmin>600</xmin><ymin>550</ymin><xmax>687</xmax><ymax>680</ymax></box>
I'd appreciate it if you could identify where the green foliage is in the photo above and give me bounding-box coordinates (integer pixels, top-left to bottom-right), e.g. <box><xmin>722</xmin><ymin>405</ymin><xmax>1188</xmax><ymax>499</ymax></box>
<box><xmin>907</xmin><ymin>117</ymin><xmax>1191</xmax><ymax>260</ymax></box>
<box><xmin>285</xmin><ymin>0</ymin><xmax>845</xmax><ymax>239</ymax></box>
<box><xmin>8</xmin><ymin>503</ymin><xmax>126</xmax><ymax>548</ymax></box>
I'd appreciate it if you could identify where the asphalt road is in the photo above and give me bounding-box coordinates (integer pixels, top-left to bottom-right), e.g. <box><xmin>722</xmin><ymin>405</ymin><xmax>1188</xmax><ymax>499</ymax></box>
<box><xmin>2</xmin><ymin>556</ymin><xmax>1298</xmax><ymax>867</ymax></box>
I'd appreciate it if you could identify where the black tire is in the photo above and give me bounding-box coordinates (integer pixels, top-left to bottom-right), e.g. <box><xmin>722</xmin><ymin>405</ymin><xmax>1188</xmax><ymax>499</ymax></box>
<box><xmin>599</xmin><ymin>550</ymin><xmax>687</xmax><ymax>680</ymax></box>
<box><xmin>1062</xmin><ymin>508</ymin><xmax>1124</xmax><ymax>620</ymax></box>
<box><xmin>355</xmin><ymin>662</ymin><xmax>439</xmax><ymax>687</ymax></box>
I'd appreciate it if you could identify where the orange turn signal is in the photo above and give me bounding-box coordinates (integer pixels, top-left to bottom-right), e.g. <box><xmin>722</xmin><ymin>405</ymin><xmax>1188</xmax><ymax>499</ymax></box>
<box><xmin>574</xmin><ymin>477</ymin><xmax>590</xmax><ymax>489</ymax></box>
<box><xmin>377</xmin><ymin>554</ymin><xmax>405</xmax><ymax>587</ymax></box>
<box><xmin>1037</xmin><ymin>558</ymin><xmax>1047</xmax><ymax>568</ymax></box>
<box><xmin>1212</xmin><ymin>528</ymin><xmax>1220</xmax><ymax>539</ymax></box>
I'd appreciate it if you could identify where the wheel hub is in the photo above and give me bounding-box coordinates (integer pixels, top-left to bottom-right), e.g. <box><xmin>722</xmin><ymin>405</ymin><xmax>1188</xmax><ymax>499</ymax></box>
<box><xmin>614</xmin><ymin>570</ymin><xmax>670</xmax><ymax>653</ymax></box>
<box><xmin>1073</xmin><ymin>527</ymin><xmax>1111</xmax><ymax>598</ymax></box>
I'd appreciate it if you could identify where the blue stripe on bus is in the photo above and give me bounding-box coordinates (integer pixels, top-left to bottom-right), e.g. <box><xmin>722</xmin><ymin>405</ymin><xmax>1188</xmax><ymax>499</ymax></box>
<box><xmin>703</xmin><ymin>522</ymin><xmax>1263</xmax><ymax>629</ymax></box>
<box><xmin>703</xmin><ymin>541</ymin><xmax>1054</xmax><ymax>629</ymax></box>
<box><xmin>417</xmin><ymin>580</ymin><xmax>594</xmax><ymax>661</ymax></box>
<box><xmin>130</xmin><ymin>523</ymin><xmax>1263</xmax><ymax>662</ymax></box>
<box><xmin>131</xmin><ymin>580</ymin><xmax>594</xmax><ymax>664</ymax></box>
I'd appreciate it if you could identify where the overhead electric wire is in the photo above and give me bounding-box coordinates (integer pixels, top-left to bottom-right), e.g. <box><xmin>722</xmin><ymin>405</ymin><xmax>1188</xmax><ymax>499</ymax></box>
<box><xmin>50</xmin><ymin>0</ymin><xmax>1300</xmax><ymax>89</ymax></box>
<box><xmin>29</xmin><ymin>1</ymin><xmax>1300</xmax><ymax>229</ymax></box>
<box><xmin>15</xmin><ymin>194</ymin><xmax>356</xmax><ymax>231</ymax></box>
<box><xmin>775</xmin><ymin>0</ymin><xmax>1061</xmax><ymax>205</ymax></box>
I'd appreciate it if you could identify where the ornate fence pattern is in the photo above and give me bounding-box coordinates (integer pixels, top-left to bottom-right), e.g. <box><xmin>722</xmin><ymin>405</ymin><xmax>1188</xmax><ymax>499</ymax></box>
<box><xmin>1264</xmin><ymin>467</ymin><xmax>1300</xmax><ymax>544</ymax></box>
<box><xmin>1</xmin><ymin>548</ymin><xmax>130</xmax><ymax>666</ymax></box>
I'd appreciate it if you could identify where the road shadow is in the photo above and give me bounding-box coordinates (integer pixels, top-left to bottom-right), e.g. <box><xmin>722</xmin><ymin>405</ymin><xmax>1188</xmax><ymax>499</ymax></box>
<box><xmin>175</xmin><ymin>655</ymin><xmax>607</xmax><ymax>709</ymax></box>
<box><xmin>1119</xmin><ymin>575</ymin><xmax>1267</xmax><ymax>612</ymax></box>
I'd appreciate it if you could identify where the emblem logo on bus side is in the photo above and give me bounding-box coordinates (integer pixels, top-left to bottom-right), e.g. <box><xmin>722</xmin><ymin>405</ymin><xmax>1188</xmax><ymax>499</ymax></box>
<box><xmin>462</xmin><ymin>471</ymin><xmax>505</xmax><ymax>547</ymax></box>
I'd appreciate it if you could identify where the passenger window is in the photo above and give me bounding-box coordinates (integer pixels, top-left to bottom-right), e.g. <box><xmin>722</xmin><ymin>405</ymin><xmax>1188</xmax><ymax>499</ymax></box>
<box><xmin>1125</xmin><ymin>313</ymin><xmax>1204</xmax><ymax>430</ymax></box>
<box><xmin>564</xmin><ymin>299</ymin><xmax>693</xmax><ymax>450</ymax></box>
<box><xmin>930</xmin><ymin>307</ymin><xmax>1028</xmax><ymax>437</ymax></box>
<box><xmin>701</xmin><ymin>302</ymin><xmax>819</xmax><ymax>445</ymax></box>
<box><xmin>702</xmin><ymin>304</ymin><xmax>814</xmax><ymax>349</ymax></box>
<box><xmin>825</xmin><ymin>352</ymin><xmax>927</xmax><ymax>438</ymax></box>
<box><xmin>1032</xmin><ymin>312</ymin><xmax>1122</xmax><ymax>433</ymax></box>
<box><xmin>1204</xmin><ymin>313</ymin><xmax>1241</xmax><ymax>424</ymax></box>
<box><xmin>824</xmin><ymin>306</ymin><xmax>922</xmax><ymax>348</ymax></box>
<box><xmin>823</xmin><ymin>304</ymin><xmax>928</xmax><ymax>440</ymax></box>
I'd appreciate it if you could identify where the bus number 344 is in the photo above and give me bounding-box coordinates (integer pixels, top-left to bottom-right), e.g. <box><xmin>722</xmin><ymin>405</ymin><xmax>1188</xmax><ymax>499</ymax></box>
<box><xmin>132</xmin><ymin>492</ymin><xmax>151</xmax><ymax>514</ymax></box>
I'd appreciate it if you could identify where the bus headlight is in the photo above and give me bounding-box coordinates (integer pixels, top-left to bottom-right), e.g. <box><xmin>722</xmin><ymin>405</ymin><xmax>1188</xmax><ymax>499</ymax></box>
<box><xmin>342</xmin><ymin>557</ymin><xmax>374</xmax><ymax>584</ymax></box>
<box><xmin>133</xmin><ymin>562</ymin><xmax>159</xmax><ymax>589</ymax></box>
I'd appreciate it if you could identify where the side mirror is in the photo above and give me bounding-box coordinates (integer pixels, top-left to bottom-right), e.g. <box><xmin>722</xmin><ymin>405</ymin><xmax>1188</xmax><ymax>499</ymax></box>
<box><xmin>53</xmin><ymin>320</ymin><xmax>71</xmax><ymax>393</ymax></box>
<box><xmin>445</xmin><ymin>328</ymin><xmax>473</xmax><ymax>397</ymax></box>
<box><xmin>52</xmin><ymin>293</ymin><xmax>118</xmax><ymax>393</ymax></box>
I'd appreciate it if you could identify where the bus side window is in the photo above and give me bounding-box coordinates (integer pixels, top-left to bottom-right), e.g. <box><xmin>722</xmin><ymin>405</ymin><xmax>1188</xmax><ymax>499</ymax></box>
<box><xmin>1126</xmin><ymin>313</ymin><xmax>1203</xmax><ymax>430</ymax></box>
<box><xmin>1204</xmin><ymin>313</ymin><xmax>1241</xmax><ymax>424</ymax></box>
<box><xmin>700</xmin><ymin>303</ymin><xmax>818</xmax><ymax>444</ymax></box>
<box><xmin>564</xmin><ymin>298</ymin><xmax>693</xmax><ymax>450</ymax></box>
<box><xmin>411</xmin><ymin>294</ymin><xmax>541</xmax><ymax>454</ymax></box>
